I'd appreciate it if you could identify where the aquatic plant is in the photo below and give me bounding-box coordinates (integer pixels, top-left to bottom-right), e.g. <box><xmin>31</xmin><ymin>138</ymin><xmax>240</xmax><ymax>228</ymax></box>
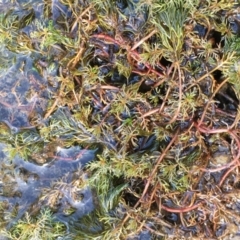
<box><xmin>1</xmin><ymin>209</ymin><xmax>67</xmax><ymax>239</ymax></box>
<box><xmin>1</xmin><ymin>0</ymin><xmax>240</xmax><ymax>239</ymax></box>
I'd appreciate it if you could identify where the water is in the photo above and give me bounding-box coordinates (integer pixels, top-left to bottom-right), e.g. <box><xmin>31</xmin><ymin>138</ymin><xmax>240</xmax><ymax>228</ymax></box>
<box><xmin>0</xmin><ymin>0</ymin><xmax>98</xmax><ymax>235</ymax></box>
<box><xmin>0</xmin><ymin>143</ymin><xmax>97</xmax><ymax>230</ymax></box>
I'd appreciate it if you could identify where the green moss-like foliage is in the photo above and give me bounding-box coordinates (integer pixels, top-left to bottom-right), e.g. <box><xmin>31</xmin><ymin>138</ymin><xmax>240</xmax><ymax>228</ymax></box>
<box><xmin>1</xmin><ymin>0</ymin><xmax>240</xmax><ymax>239</ymax></box>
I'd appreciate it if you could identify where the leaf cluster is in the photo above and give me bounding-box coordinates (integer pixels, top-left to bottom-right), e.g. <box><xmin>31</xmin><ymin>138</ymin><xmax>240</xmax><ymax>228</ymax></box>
<box><xmin>1</xmin><ymin>209</ymin><xmax>67</xmax><ymax>239</ymax></box>
<box><xmin>1</xmin><ymin>0</ymin><xmax>240</xmax><ymax>239</ymax></box>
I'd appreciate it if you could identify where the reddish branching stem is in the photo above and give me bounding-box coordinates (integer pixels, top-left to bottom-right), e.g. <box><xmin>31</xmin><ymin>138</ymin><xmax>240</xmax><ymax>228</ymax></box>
<box><xmin>194</xmin><ymin>121</ymin><xmax>240</xmax><ymax>187</ymax></box>
<box><xmin>161</xmin><ymin>201</ymin><xmax>203</xmax><ymax>213</ymax></box>
<box><xmin>91</xmin><ymin>34</ymin><xmax>164</xmax><ymax>77</ymax></box>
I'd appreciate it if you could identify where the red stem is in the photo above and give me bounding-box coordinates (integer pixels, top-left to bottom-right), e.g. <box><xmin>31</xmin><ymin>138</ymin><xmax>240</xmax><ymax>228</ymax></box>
<box><xmin>161</xmin><ymin>201</ymin><xmax>203</xmax><ymax>213</ymax></box>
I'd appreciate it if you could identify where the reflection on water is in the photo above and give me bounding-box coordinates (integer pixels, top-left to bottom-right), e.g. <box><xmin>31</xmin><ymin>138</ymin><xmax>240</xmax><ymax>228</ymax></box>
<box><xmin>0</xmin><ymin>0</ymin><xmax>99</xmax><ymax>237</ymax></box>
<box><xmin>0</xmin><ymin>143</ymin><xmax>97</xmax><ymax>230</ymax></box>
<box><xmin>0</xmin><ymin>55</ymin><xmax>53</xmax><ymax>130</ymax></box>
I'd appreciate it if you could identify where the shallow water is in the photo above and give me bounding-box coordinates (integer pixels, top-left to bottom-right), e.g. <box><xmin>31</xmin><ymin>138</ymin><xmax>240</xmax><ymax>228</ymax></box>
<box><xmin>0</xmin><ymin>143</ymin><xmax>97</xmax><ymax>230</ymax></box>
<box><xmin>0</xmin><ymin>0</ymin><xmax>99</xmax><ymax>235</ymax></box>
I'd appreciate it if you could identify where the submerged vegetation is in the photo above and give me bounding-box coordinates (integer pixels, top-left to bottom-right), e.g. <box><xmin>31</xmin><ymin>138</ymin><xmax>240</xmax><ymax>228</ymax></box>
<box><xmin>1</xmin><ymin>0</ymin><xmax>240</xmax><ymax>239</ymax></box>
